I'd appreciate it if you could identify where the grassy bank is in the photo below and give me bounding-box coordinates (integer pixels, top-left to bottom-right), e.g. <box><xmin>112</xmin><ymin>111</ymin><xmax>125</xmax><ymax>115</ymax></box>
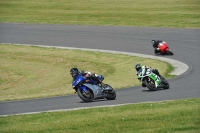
<box><xmin>0</xmin><ymin>44</ymin><xmax>174</xmax><ymax>102</ymax></box>
<box><xmin>0</xmin><ymin>0</ymin><xmax>199</xmax><ymax>28</ymax></box>
<box><xmin>0</xmin><ymin>98</ymin><xmax>199</xmax><ymax>133</ymax></box>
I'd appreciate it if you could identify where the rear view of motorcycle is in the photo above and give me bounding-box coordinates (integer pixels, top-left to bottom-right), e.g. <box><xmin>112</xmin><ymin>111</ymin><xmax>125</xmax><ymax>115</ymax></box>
<box><xmin>137</xmin><ymin>68</ymin><xmax>169</xmax><ymax>91</ymax></box>
<box><xmin>72</xmin><ymin>74</ymin><xmax>116</xmax><ymax>102</ymax></box>
<box><xmin>152</xmin><ymin>40</ymin><xmax>174</xmax><ymax>55</ymax></box>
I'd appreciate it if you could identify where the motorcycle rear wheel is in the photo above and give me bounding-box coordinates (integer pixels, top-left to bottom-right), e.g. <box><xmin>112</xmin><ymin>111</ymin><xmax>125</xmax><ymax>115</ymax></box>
<box><xmin>160</xmin><ymin>76</ymin><xmax>170</xmax><ymax>89</ymax></box>
<box><xmin>167</xmin><ymin>50</ymin><xmax>173</xmax><ymax>55</ymax></box>
<box><xmin>104</xmin><ymin>84</ymin><xmax>116</xmax><ymax>100</ymax></box>
<box><xmin>163</xmin><ymin>81</ymin><xmax>170</xmax><ymax>89</ymax></box>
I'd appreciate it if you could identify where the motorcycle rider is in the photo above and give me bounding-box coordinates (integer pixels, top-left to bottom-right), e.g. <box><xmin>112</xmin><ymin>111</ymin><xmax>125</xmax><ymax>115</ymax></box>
<box><xmin>80</xmin><ymin>70</ymin><xmax>104</xmax><ymax>84</ymax></box>
<box><xmin>70</xmin><ymin>68</ymin><xmax>103</xmax><ymax>86</ymax></box>
<box><xmin>135</xmin><ymin>63</ymin><xmax>165</xmax><ymax>87</ymax></box>
<box><xmin>151</xmin><ymin>40</ymin><xmax>165</xmax><ymax>54</ymax></box>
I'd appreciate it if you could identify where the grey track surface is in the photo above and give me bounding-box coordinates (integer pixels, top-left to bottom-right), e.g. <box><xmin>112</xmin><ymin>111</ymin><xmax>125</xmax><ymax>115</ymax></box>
<box><xmin>0</xmin><ymin>23</ymin><xmax>200</xmax><ymax>116</ymax></box>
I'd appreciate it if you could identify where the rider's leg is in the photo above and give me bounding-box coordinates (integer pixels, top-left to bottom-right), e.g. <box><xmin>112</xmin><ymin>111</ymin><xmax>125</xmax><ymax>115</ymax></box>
<box><xmin>152</xmin><ymin>69</ymin><xmax>160</xmax><ymax>76</ymax></box>
<box><xmin>154</xmin><ymin>49</ymin><xmax>160</xmax><ymax>54</ymax></box>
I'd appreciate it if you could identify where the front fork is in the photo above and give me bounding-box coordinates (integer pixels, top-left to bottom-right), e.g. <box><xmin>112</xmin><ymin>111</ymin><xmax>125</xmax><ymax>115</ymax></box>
<box><xmin>74</xmin><ymin>85</ymin><xmax>87</xmax><ymax>94</ymax></box>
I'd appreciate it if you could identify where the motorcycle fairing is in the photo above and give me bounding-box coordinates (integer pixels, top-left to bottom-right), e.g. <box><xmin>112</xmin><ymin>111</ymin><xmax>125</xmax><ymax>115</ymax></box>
<box><xmin>78</xmin><ymin>85</ymin><xmax>87</xmax><ymax>93</ymax></box>
<box><xmin>137</xmin><ymin>68</ymin><xmax>144</xmax><ymax>79</ymax></box>
<box><xmin>148</xmin><ymin>73</ymin><xmax>161</xmax><ymax>87</ymax></box>
<box><xmin>83</xmin><ymin>83</ymin><xmax>103</xmax><ymax>98</ymax></box>
<box><xmin>158</xmin><ymin>42</ymin><xmax>169</xmax><ymax>54</ymax></box>
<box><xmin>137</xmin><ymin>68</ymin><xmax>151</xmax><ymax>80</ymax></box>
<box><xmin>72</xmin><ymin>74</ymin><xmax>84</xmax><ymax>88</ymax></box>
<box><xmin>137</xmin><ymin>68</ymin><xmax>162</xmax><ymax>88</ymax></box>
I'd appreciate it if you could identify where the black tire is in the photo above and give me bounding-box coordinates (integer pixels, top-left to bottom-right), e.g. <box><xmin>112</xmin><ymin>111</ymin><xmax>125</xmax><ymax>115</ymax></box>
<box><xmin>167</xmin><ymin>50</ymin><xmax>173</xmax><ymax>55</ymax></box>
<box><xmin>77</xmin><ymin>88</ymin><xmax>94</xmax><ymax>102</ymax></box>
<box><xmin>104</xmin><ymin>84</ymin><xmax>116</xmax><ymax>100</ymax></box>
<box><xmin>143</xmin><ymin>78</ymin><xmax>157</xmax><ymax>91</ymax></box>
<box><xmin>163</xmin><ymin>81</ymin><xmax>170</xmax><ymax>89</ymax></box>
<box><xmin>160</xmin><ymin>76</ymin><xmax>170</xmax><ymax>89</ymax></box>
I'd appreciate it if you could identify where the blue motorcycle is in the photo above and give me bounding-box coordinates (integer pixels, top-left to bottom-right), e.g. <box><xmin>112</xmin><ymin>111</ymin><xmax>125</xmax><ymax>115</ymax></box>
<box><xmin>72</xmin><ymin>74</ymin><xmax>116</xmax><ymax>102</ymax></box>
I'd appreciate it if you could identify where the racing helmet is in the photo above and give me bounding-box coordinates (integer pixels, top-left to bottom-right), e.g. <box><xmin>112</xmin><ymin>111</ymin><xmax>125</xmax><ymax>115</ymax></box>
<box><xmin>135</xmin><ymin>63</ymin><xmax>142</xmax><ymax>71</ymax></box>
<box><xmin>70</xmin><ymin>68</ymin><xmax>79</xmax><ymax>77</ymax></box>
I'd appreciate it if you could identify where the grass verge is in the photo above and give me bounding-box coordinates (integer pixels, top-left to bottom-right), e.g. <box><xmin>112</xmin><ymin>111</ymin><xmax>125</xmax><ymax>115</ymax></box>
<box><xmin>0</xmin><ymin>98</ymin><xmax>199</xmax><ymax>133</ymax></box>
<box><xmin>0</xmin><ymin>0</ymin><xmax>199</xmax><ymax>28</ymax></box>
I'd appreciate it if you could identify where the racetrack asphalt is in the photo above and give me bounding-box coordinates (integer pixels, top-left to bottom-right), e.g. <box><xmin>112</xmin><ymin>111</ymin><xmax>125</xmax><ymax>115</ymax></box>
<box><xmin>0</xmin><ymin>23</ymin><xmax>199</xmax><ymax>116</ymax></box>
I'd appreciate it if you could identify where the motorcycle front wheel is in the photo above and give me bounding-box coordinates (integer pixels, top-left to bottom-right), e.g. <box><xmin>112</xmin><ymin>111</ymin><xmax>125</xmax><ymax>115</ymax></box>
<box><xmin>143</xmin><ymin>77</ymin><xmax>157</xmax><ymax>91</ymax></box>
<box><xmin>77</xmin><ymin>88</ymin><xmax>94</xmax><ymax>102</ymax></box>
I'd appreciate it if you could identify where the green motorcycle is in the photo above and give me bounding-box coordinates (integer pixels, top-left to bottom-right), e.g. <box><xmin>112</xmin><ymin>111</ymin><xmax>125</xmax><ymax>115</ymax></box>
<box><xmin>137</xmin><ymin>68</ymin><xmax>169</xmax><ymax>91</ymax></box>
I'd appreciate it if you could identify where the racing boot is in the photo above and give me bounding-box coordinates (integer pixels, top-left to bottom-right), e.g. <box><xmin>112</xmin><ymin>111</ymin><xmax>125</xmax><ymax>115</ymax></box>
<box><xmin>154</xmin><ymin>49</ymin><xmax>161</xmax><ymax>55</ymax></box>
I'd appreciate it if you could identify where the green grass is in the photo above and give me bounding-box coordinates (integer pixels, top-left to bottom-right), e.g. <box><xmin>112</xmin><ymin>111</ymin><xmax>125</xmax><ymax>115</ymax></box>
<box><xmin>0</xmin><ymin>44</ymin><xmax>174</xmax><ymax>102</ymax></box>
<box><xmin>0</xmin><ymin>0</ymin><xmax>199</xmax><ymax>28</ymax></box>
<box><xmin>0</xmin><ymin>98</ymin><xmax>199</xmax><ymax>133</ymax></box>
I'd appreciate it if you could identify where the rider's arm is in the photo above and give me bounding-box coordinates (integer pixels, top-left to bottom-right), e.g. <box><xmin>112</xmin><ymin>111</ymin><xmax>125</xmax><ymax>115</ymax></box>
<box><xmin>142</xmin><ymin>66</ymin><xmax>151</xmax><ymax>69</ymax></box>
<box><xmin>81</xmin><ymin>70</ymin><xmax>92</xmax><ymax>77</ymax></box>
<box><xmin>154</xmin><ymin>40</ymin><xmax>163</xmax><ymax>48</ymax></box>
<box><xmin>143</xmin><ymin>66</ymin><xmax>152</xmax><ymax>72</ymax></box>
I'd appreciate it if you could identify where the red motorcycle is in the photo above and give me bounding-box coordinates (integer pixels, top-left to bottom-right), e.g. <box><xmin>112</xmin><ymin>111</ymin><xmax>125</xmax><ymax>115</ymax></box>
<box><xmin>156</xmin><ymin>41</ymin><xmax>173</xmax><ymax>55</ymax></box>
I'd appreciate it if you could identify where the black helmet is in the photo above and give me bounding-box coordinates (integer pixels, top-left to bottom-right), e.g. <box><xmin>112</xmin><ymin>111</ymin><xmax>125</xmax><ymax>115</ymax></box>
<box><xmin>70</xmin><ymin>68</ymin><xmax>79</xmax><ymax>77</ymax></box>
<box><xmin>135</xmin><ymin>63</ymin><xmax>142</xmax><ymax>71</ymax></box>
